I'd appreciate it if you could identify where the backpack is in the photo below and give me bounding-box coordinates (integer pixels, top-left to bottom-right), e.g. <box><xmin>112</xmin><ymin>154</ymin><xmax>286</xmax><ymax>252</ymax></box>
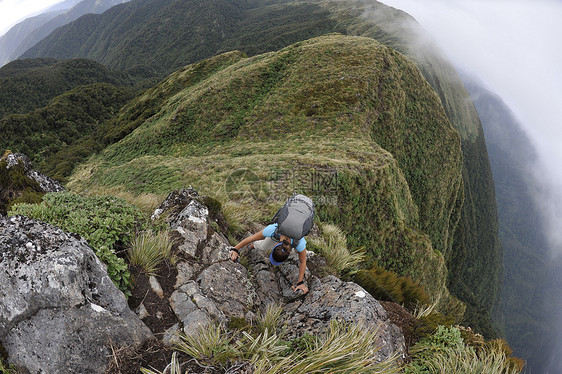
<box><xmin>271</xmin><ymin>194</ymin><xmax>315</xmax><ymax>242</ymax></box>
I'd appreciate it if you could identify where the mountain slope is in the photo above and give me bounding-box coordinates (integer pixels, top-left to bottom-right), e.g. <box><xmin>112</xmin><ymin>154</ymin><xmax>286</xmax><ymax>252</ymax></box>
<box><xmin>462</xmin><ymin>75</ymin><xmax>556</xmax><ymax>373</ymax></box>
<box><xmin>0</xmin><ymin>83</ymin><xmax>133</xmax><ymax>177</ymax></box>
<box><xmin>0</xmin><ymin>57</ymin><xmax>131</xmax><ymax>120</ymax></box>
<box><xmin>5</xmin><ymin>0</ymin><xmax>131</xmax><ymax>65</ymax></box>
<box><xmin>20</xmin><ymin>0</ymin><xmax>500</xmax><ymax>335</ymax></box>
<box><xmin>0</xmin><ymin>12</ymin><xmax>65</xmax><ymax>66</ymax></box>
<box><xmin>68</xmin><ymin>34</ymin><xmax>465</xmax><ymax>314</ymax></box>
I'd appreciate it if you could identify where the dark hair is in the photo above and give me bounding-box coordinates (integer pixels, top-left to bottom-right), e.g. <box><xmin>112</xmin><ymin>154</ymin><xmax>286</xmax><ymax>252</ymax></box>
<box><xmin>272</xmin><ymin>242</ymin><xmax>291</xmax><ymax>263</ymax></box>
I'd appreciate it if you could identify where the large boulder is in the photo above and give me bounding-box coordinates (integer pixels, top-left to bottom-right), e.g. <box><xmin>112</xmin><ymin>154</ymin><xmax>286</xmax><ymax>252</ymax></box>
<box><xmin>0</xmin><ymin>215</ymin><xmax>153</xmax><ymax>373</ymax></box>
<box><xmin>150</xmin><ymin>189</ymin><xmax>405</xmax><ymax>362</ymax></box>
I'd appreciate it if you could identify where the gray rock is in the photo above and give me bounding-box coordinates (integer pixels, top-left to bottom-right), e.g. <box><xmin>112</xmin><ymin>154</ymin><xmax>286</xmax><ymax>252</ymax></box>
<box><xmin>284</xmin><ymin>275</ymin><xmax>405</xmax><ymax>362</ymax></box>
<box><xmin>182</xmin><ymin>309</ymin><xmax>211</xmax><ymax>336</ymax></box>
<box><xmin>2</xmin><ymin>153</ymin><xmax>64</xmax><ymax>193</ymax></box>
<box><xmin>150</xmin><ymin>188</ymin><xmax>200</xmax><ymax>223</ymax></box>
<box><xmin>0</xmin><ymin>215</ymin><xmax>153</xmax><ymax>373</ymax></box>
<box><xmin>154</xmin><ymin>189</ymin><xmax>406</xmax><ymax>364</ymax></box>
<box><xmin>197</xmin><ymin>262</ymin><xmax>253</xmax><ymax>319</ymax></box>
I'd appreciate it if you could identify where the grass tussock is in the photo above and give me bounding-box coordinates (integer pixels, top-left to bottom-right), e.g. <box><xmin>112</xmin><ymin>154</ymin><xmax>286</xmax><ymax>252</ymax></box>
<box><xmin>145</xmin><ymin>320</ymin><xmax>398</xmax><ymax>374</ymax></box>
<box><xmin>128</xmin><ymin>230</ymin><xmax>175</xmax><ymax>276</ymax></box>
<box><xmin>256</xmin><ymin>303</ymin><xmax>284</xmax><ymax>335</ymax></box>
<box><xmin>308</xmin><ymin>222</ymin><xmax>365</xmax><ymax>275</ymax></box>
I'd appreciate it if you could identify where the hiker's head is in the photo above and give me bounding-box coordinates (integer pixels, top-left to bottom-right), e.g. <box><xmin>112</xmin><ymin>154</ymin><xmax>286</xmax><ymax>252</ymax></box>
<box><xmin>269</xmin><ymin>241</ymin><xmax>291</xmax><ymax>266</ymax></box>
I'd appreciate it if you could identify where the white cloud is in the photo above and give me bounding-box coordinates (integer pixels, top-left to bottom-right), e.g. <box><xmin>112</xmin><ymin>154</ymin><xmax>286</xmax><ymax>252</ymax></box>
<box><xmin>380</xmin><ymin>0</ymin><xmax>562</xmax><ymax>251</ymax></box>
<box><xmin>0</xmin><ymin>0</ymin><xmax>66</xmax><ymax>36</ymax></box>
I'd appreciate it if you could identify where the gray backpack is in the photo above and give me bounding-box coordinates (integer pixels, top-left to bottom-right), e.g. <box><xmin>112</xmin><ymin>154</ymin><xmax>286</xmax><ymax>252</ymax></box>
<box><xmin>271</xmin><ymin>194</ymin><xmax>315</xmax><ymax>244</ymax></box>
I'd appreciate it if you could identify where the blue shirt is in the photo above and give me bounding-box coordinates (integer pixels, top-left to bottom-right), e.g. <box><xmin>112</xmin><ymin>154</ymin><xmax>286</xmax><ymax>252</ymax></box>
<box><xmin>263</xmin><ymin>223</ymin><xmax>307</xmax><ymax>252</ymax></box>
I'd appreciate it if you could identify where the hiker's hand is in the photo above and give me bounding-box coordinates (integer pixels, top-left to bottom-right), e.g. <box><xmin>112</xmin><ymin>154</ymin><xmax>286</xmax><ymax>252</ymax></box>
<box><xmin>292</xmin><ymin>283</ymin><xmax>309</xmax><ymax>294</ymax></box>
<box><xmin>230</xmin><ymin>247</ymin><xmax>239</xmax><ymax>262</ymax></box>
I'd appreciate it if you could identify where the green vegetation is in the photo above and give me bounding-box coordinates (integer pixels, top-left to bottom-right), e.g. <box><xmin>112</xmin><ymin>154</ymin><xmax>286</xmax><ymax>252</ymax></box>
<box><xmin>404</xmin><ymin>326</ymin><xmax>524</xmax><ymax>373</ymax></box>
<box><xmin>19</xmin><ymin>0</ymin><xmax>501</xmax><ymax>336</ymax></box>
<box><xmin>0</xmin><ymin>58</ymin><xmax>131</xmax><ymax>119</ymax></box>
<box><xmin>16</xmin><ymin>0</ymin><xmax>502</xmax><ymax>336</ymax></box>
<box><xmin>9</xmin><ymin>192</ymin><xmax>147</xmax><ymax>295</ymax></box>
<box><xmin>0</xmin><ymin>154</ymin><xmax>44</xmax><ymax>215</ymax></box>
<box><xmin>354</xmin><ymin>265</ymin><xmax>429</xmax><ymax>311</ymax></box>
<box><xmin>144</xmin><ymin>320</ymin><xmax>399</xmax><ymax>374</ymax></box>
<box><xmin>256</xmin><ymin>303</ymin><xmax>284</xmax><ymax>335</ymax></box>
<box><xmin>128</xmin><ymin>230</ymin><xmax>175</xmax><ymax>276</ymax></box>
<box><xmin>307</xmin><ymin>223</ymin><xmax>365</xmax><ymax>275</ymax></box>
<box><xmin>23</xmin><ymin>0</ymin><xmax>341</xmax><ymax>77</ymax></box>
<box><xmin>67</xmin><ymin>34</ymin><xmax>463</xmax><ymax>312</ymax></box>
<box><xmin>0</xmin><ymin>83</ymin><xmax>134</xmax><ymax>180</ymax></box>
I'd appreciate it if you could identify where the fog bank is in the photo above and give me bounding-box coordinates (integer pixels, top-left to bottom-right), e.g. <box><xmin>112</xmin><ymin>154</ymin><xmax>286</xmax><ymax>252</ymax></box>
<box><xmin>379</xmin><ymin>0</ymin><xmax>562</xmax><ymax>252</ymax></box>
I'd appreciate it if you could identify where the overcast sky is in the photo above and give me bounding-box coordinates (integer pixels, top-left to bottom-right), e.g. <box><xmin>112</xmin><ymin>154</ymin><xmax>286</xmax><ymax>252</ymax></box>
<box><xmin>0</xmin><ymin>0</ymin><xmax>65</xmax><ymax>36</ymax></box>
<box><xmin>379</xmin><ymin>0</ymin><xmax>562</xmax><ymax>250</ymax></box>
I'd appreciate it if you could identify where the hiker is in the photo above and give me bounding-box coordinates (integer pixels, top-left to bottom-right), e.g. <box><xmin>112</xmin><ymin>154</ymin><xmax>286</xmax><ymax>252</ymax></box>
<box><xmin>230</xmin><ymin>194</ymin><xmax>314</xmax><ymax>294</ymax></box>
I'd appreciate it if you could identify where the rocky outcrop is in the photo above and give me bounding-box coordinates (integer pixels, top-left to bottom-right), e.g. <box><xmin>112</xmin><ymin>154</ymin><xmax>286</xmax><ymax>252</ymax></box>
<box><xmin>0</xmin><ymin>215</ymin><xmax>153</xmax><ymax>373</ymax></box>
<box><xmin>2</xmin><ymin>152</ymin><xmax>64</xmax><ymax>193</ymax></box>
<box><xmin>147</xmin><ymin>189</ymin><xmax>405</xmax><ymax>362</ymax></box>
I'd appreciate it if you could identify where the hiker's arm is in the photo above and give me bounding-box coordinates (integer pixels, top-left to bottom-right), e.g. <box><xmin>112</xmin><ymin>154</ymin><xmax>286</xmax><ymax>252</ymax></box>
<box><xmin>230</xmin><ymin>230</ymin><xmax>265</xmax><ymax>261</ymax></box>
<box><xmin>235</xmin><ymin>230</ymin><xmax>265</xmax><ymax>250</ymax></box>
<box><xmin>292</xmin><ymin>249</ymin><xmax>309</xmax><ymax>294</ymax></box>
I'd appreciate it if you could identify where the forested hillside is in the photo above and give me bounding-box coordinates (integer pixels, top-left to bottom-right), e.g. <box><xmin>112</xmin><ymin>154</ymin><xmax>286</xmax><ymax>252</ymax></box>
<box><xmin>0</xmin><ymin>58</ymin><xmax>131</xmax><ymax>119</ymax></box>
<box><xmin>1</xmin><ymin>0</ymin><xmax>130</xmax><ymax>66</ymax></box>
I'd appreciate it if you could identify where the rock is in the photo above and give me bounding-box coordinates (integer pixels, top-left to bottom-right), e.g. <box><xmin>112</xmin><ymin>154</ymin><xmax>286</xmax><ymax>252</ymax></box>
<box><xmin>0</xmin><ymin>215</ymin><xmax>153</xmax><ymax>373</ymax></box>
<box><xmin>2</xmin><ymin>152</ymin><xmax>64</xmax><ymax>193</ymax></box>
<box><xmin>149</xmin><ymin>275</ymin><xmax>165</xmax><ymax>299</ymax></box>
<box><xmin>150</xmin><ymin>188</ymin><xmax>200</xmax><ymax>223</ymax></box>
<box><xmin>197</xmin><ymin>261</ymin><xmax>253</xmax><ymax>319</ymax></box>
<box><xmin>152</xmin><ymin>189</ymin><xmax>405</xmax><ymax>363</ymax></box>
<box><xmin>283</xmin><ymin>275</ymin><xmax>405</xmax><ymax>362</ymax></box>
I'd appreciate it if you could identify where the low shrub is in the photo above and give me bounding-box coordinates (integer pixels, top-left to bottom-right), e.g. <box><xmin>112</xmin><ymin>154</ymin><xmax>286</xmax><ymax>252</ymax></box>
<box><xmin>9</xmin><ymin>192</ymin><xmax>147</xmax><ymax>295</ymax></box>
<box><xmin>414</xmin><ymin>312</ymin><xmax>457</xmax><ymax>340</ymax></box>
<box><xmin>354</xmin><ymin>265</ymin><xmax>429</xmax><ymax>310</ymax></box>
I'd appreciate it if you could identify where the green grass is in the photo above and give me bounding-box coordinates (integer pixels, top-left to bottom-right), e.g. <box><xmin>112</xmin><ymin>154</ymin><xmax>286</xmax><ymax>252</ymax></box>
<box><xmin>9</xmin><ymin>192</ymin><xmax>147</xmax><ymax>295</ymax></box>
<box><xmin>148</xmin><ymin>320</ymin><xmax>399</xmax><ymax>374</ymax></box>
<box><xmin>128</xmin><ymin>230</ymin><xmax>175</xmax><ymax>276</ymax></box>
<box><xmin>308</xmin><ymin>222</ymin><xmax>365</xmax><ymax>275</ymax></box>
<box><xmin>404</xmin><ymin>326</ymin><xmax>524</xmax><ymax>373</ymax></box>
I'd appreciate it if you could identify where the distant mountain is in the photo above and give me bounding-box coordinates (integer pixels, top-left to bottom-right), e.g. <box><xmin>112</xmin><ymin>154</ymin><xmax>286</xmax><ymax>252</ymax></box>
<box><xmin>0</xmin><ymin>0</ymin><xmax>130</xmax><ymax>67</ymax></box>
<box><xmin>462</xmin><ymin>74</ymin><xmax>558</xmax><ymax>373</ymax></box>
<box><xmin>17</xmin><ymin>0</ymin><xmax>501</xmax><ymax>337</ymax></box>
<box><xmin>0</xmin><ymin>11</ymin><xmax>67</xmax><ymax>66</ymax></box>
<box><xmin>0</xmin><ymin>58</ymin><xmax>131</xmax><ymax>120</ymax></box>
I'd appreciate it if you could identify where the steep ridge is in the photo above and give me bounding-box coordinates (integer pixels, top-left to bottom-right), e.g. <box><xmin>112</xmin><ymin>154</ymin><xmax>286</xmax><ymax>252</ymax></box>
<box><xmin>18</xmin><ymin>0</ymin><xmax>500</xmax><ymax>335</ymax></box>
<box><xmin>68</xmin><ymin>34</ymin><xmax>465</xmax><ymax>314</ymax></box>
